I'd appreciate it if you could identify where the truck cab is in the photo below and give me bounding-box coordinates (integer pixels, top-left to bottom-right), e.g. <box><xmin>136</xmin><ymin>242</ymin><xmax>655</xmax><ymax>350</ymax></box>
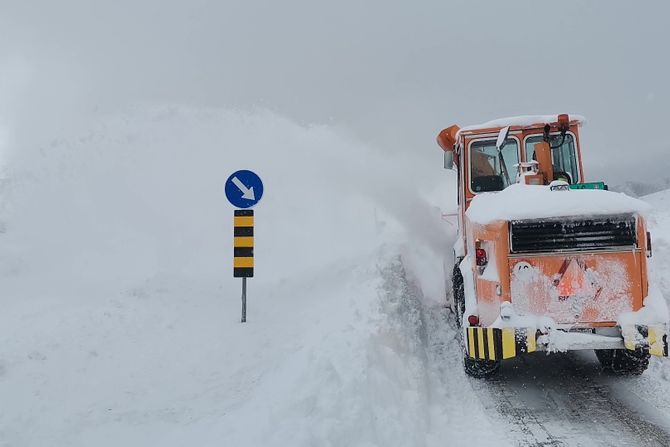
<box><xmin>437</xmin><ymin>114</ymin><xmax>668</xmax><ymax>378</ymax></box>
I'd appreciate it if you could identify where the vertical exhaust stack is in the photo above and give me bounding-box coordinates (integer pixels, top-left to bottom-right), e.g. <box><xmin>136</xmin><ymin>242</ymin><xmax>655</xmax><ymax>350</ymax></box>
<box><xmin>536</xmin><ymin>114</ymin><xmax>570</xmax><ymax>185</ymax></box>
<box><xmin>535</xmin><ymin>137</ymin><xmax>554</xmax><ymax>184</ymax></box>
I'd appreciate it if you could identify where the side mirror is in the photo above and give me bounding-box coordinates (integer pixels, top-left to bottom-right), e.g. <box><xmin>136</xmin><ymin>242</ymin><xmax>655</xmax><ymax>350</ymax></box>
<box><xmin>437</xmin><ymin>125</ymin><xmax>460</xmax><ymax>152</ymax></box>
<box><xmin>437</xmin><ymin>125</ymin><xmax>460</xmax><ymax>170</ymax></box>
<box><xmin>496</xmin><ymin>126</ymin><xmax>510</xmax><ymax>150</ymax></box>
<box><xmin>444</xmin><ymin>150</ymin><xmax>454</xmax><ymax>169</ymax></box>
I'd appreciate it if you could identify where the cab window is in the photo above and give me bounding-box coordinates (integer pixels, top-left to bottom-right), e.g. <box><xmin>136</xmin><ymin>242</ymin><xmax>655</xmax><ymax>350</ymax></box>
<box><xmin>469</xmin><ymin>139</ymin><xmax>519</xmax><ymax>193</ymax></box>
<box><xmin>525</xmin><ymin>134</ymin><xmax>579</xmax><ymax>184</ymax></box>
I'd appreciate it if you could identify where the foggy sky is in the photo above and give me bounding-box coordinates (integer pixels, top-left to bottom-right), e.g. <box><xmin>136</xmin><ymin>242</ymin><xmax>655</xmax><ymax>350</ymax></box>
<box><xmin>1</xmin><ymin>0</ymin><xmax>669</xmax><ymax>185</ymax></box>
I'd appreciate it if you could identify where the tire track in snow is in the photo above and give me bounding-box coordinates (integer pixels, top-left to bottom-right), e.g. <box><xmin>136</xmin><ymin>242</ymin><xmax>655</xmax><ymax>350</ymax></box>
<box><xmin>380</xmin><ymin>256</ymin><xmax>512</xmax><ymax>446</ymax></box>
<box><xmin>471</xmin><ymin>351</ymin><xmax>670</xmax><ymax>446</ymax></box>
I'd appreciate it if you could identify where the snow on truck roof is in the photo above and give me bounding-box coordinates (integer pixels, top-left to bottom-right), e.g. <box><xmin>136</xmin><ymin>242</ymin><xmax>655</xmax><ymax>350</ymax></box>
<box><xmin>466</xmin><ymin>183</ymin><xmax>650</xmax><ymax>225</ymax></box>
<box><xmin>457</xmin><ymin>114</ymin><xmax>586</xmax><ymax>136</ymax></box>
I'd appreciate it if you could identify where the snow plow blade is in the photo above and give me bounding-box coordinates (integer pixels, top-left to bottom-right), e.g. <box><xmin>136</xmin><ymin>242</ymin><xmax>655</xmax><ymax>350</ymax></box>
<box><xmin>464</xmin><ymin>327</ymin><xmax>536</xmax><ymax>361</ymax></box>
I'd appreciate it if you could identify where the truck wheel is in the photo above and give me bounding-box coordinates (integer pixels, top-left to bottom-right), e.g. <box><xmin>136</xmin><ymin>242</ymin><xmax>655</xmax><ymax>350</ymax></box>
<box><xmin>595</xmin><ymin>348</ymin><xmax>650</xmax><ymax>375</ymax></box>
<box><xmin>463</xmin><ymin>356</ymin><xmax>500</xmax><ymax>379</ymax></box>
<box><xmin>451</xmin><ymin>263</ymin><xmax>465</xmax><ymax>328</ymax></box>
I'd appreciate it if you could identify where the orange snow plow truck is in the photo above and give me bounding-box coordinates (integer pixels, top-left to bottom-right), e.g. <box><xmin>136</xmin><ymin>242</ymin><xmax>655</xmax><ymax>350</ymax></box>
<box><xmin>437</xmin><ymin>114</ymin><xmax>669</xmax><ymax>378</ymax></box>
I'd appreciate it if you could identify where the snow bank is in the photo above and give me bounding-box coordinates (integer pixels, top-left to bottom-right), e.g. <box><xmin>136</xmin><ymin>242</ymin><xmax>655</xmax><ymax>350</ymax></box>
<box><xmin>0</xmin><ymin>106</ymin><xmax>498</xmax><ymax>447</ymax></box>
<box><xmin>466</xmin><ymin>183</ymin><xmax>650</xmax><ymax>225</ymax></box>
<box><xmin>641</xmin><ymin>188</ymin><xmax>670</xmax><ymax>325</ymax></box>
<box><xmin>644</xmin><ymin>188</ymin><xmax>670</xmax><ymax>208</ymax></box>
<box><xmin>628</xmin><ymin>189</ymin><xmax>670</xmax><ymax>384</ymax></box>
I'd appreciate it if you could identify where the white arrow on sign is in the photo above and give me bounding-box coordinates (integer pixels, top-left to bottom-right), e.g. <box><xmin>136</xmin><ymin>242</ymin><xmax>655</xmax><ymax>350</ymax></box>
<box><xmin>231</xmin><ymin>176</ymin><xmax>256</xmax><ymax>200</ymax></box>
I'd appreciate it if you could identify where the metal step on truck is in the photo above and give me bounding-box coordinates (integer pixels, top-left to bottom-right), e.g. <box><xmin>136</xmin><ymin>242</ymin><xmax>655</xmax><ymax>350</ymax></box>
<box><xmin>437</xmin><ymin>114</ymin><xmax>669</xmax><ymax>378</ymax></box>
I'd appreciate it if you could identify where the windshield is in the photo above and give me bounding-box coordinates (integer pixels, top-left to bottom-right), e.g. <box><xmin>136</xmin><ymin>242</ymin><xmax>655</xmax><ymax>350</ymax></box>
<box><xmin>525</xmin><ymin>134</ymin><xmax>579</xmax><ymax>184</ymax></box>
<box><xmin>469</xmin><ymin>138</ymin><xmax>519</xmax><ymax>192</ymax></box>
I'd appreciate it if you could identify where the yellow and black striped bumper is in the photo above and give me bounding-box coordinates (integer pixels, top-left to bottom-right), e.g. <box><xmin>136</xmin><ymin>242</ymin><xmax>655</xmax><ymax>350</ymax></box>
<box><xmin>622</xmin><ymin>324</ymin><xmax>669</xmax><ymax>357</ymax></box>
<box><xmin>464</xmin><ymin>327</ymin><xmax>537</xmax><ymax>361</ymax></box>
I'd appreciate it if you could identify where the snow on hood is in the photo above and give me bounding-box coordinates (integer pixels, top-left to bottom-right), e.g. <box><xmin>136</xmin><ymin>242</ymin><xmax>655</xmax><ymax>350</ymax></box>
<box><xmin>457</xmin><ymin>114</ymin><xmax>585</xmax><ymax>136</ymax></box>
<box><xmin>466</xmin><ymin>183</ymin><xmax>651</xmax><ymax>224</ymax></box>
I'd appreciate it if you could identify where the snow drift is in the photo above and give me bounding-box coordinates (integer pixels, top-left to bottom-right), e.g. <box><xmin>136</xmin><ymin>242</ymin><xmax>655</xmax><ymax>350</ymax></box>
<box><xmin>1</xmin><ymin>107</ymin><xmax>451</xmax><ymax>285</ymax></box>
<box><xmin>0</xmin><ymin>107</ymin><xmax>510</xmax><ymax>446</ymax></box>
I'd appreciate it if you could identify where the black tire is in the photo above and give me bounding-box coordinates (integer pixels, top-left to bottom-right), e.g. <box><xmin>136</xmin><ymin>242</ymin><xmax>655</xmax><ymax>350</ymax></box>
<box><xmin>453</xmin><ymin>261</ymin><xmax>501</xmax><ymax>378</ymax></box>
<box><xmin>451</xmin><ymin>263</ymin><xmax>465</xmax><ymax>328</ymax></box>
<box><xmin>595</xmin><ymin>348</ymin><xmax>650</xmax><ymax>375</ymax></box>
<box><xmin>463</xmin><ymin>356</ymin><xmax>500</xmax><ymax>379</ymax></box>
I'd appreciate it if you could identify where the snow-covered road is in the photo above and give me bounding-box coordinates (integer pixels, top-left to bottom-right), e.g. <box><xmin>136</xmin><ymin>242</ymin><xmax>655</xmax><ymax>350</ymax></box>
<box><xmin>473</xmin><ymin>352</ymin><xmax>670</xmax><ymax>446</ymax></box>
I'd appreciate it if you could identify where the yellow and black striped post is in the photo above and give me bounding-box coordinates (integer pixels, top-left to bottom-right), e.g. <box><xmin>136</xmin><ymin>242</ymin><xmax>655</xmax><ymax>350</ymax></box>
<box><xmin>234</xmin><ymin>210</ymin><xmax>254</xmax><ymax>278</ymax></box>
<box><xmin>234</xmin><ymin>209</ymin><xmax>254</xmax><ymax>322</ymax></box>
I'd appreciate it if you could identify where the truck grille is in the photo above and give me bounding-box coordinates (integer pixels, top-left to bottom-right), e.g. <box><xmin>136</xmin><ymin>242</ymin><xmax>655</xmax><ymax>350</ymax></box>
<box><xmin>510</xmin><ymin>214</ymin><xmax>637</xmax><ymax>253</ymax></box>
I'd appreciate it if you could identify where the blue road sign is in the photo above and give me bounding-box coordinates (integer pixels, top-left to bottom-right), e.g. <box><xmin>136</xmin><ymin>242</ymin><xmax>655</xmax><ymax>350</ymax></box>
<box><xmin>225</xmin><ymin>170</ymin><xmax>264</xmax><ymax>208</ymax></box>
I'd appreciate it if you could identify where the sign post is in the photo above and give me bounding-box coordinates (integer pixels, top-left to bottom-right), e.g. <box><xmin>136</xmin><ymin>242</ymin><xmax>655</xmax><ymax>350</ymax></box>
<box><xmin>225</xmin><ymin>170</ymin><xmax>264</xmax><ymax>323</ymax></box>
<box><xmin>233</xmin><ymin>209</ymin><xmax>254</xmax><ymax>322</ymax></box>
